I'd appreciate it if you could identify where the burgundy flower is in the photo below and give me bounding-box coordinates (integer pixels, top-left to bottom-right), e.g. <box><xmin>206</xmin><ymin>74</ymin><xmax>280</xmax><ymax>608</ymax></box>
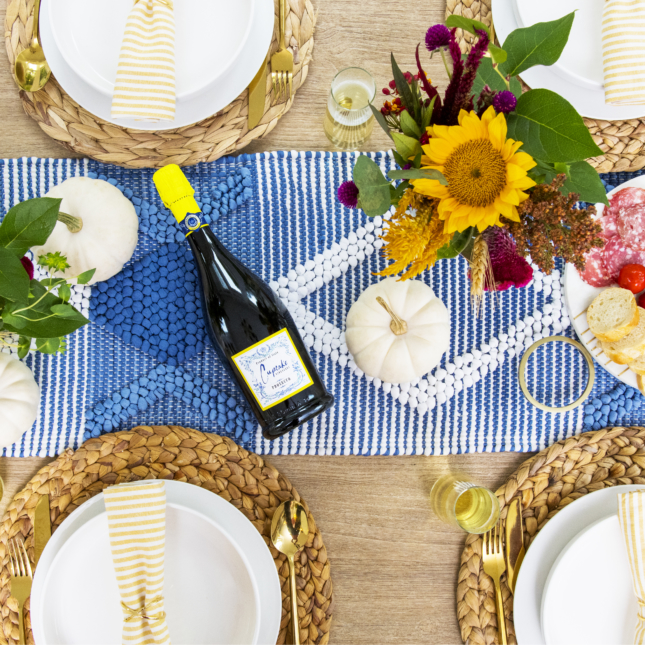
<box><xmin>337</xmin><ymin>181</ymin><xmax>359</xmax><ymax>209</ymax></box>
<box><xmin>485</xmin><ymin>228</ymin><xmax>533</xmax><ymax>291</ymax></box>
<box><xmin>439</xmin><ymin>30</ymin><xmax>465</xmax><ymax>124</ymax></box>
<box><xmin>20</xmin><ymin>256</ymin><xmax>34</xmax><ymax>280</ymax></box>
<box><xmin>382</xmin><ymin>87</ymin><xmax>391</xmax><ymax>95</ymax></box>
<box><xmin>420</xmin><ymin>131</ymin><xmax>430</xmax><ymax>146</ymax></box>
<box><xmin>425</xmin><ymin>24</ymin><xmax>451</xmax><ymax>52</ymax></box>
<box><xmin>492</xmin><ymin>90</ymin><xmax>517</xmax><ymax>114</ymax></box>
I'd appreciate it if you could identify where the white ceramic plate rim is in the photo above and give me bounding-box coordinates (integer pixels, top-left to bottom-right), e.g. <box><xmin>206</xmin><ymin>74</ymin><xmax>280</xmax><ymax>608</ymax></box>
<box><xmin>563</xmin><ymin>175</ymin><xmax>645</xmax><ymax>389</ymax></box>
<box><xmin>540</xmin><ymin>514</ymin><xmax>636</xmax><ymax>645</ymax></box>
<box><xmin>49</xmin><ymin>0</ymin><xmax>256</xmax><ymax>100</ymax></box>
<box><xmin>40</xmin><ymin>0</ymin><xmax>274</xmax><ymax>131</ymax></box>
<box><xmin>492</xmin><ymin>0</ymin><xmax>645</xmax><ymax>120</ymax></box>
<box><xmin>31</xmin><ymin>480</ymin><xmax>282</xmax><ymax>645</ymax></box>
<box><xmin>513</xmin><ymin>484</ymin><xmax>645</xmax><ymax>645</ymax></box>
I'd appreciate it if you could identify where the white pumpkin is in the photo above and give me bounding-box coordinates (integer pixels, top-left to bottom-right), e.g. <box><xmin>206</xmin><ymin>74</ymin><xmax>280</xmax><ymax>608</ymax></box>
<box><xmin>0</xmin><ymin>353</ymin><xmax>40</xmax><ymax>449</ymax></box>
<box><xmin>345</xmin><ymin>278</ymin><xmax>450</xmax><ymax>384</ymax></box>
<box><xmin>32</xmin><ymin>177</ymin><xmax>138</xmax><ymax>285</ymax></box>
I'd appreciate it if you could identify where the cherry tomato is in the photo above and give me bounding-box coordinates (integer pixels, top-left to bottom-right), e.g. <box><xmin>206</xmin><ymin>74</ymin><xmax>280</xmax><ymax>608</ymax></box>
<box><xmin>619</xmin><ymin>264</ymin><xmax>645</xmax><ymax>294</ymax></box>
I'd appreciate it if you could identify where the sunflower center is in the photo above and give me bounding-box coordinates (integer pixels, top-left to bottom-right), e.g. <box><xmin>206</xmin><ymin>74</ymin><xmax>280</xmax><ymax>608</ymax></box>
<box><xmin>443</xmin><ymin>138</ymin><xmax>507</xmax><ymax>208</ymax></box>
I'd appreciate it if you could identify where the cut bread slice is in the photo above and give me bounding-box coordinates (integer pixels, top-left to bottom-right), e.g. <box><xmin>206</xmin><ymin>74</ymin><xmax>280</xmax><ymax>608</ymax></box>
<box><xmin>588</xmin><ymin>288</ymin><xmax>638</xmax><ymax>342</ymax></box>
<box><xmin>630</xmin><ymin>354</ymin><xmax>645</xmax><ymax>376</ymax></box>
<box><xmin>602</xmin><ymin>307</ymin><xmax>645</xmax><ymax>364</ymax></box>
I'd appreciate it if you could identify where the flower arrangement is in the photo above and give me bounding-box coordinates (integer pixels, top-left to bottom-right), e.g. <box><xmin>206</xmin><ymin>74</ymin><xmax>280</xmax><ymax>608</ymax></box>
<box><xmin>0</xmin><ymin>197</ymin><xmax>94</xmax><ymax>357</ymax></box>
<box><xmin>338</xmin><ymin>14</ymin><xmax>605</xmax><ymax>312</ymax></box>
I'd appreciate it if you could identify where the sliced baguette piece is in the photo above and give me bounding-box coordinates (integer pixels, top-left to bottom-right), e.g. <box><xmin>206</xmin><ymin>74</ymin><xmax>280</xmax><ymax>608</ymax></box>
<box><xmin>602</xmin><ymin>307</ymin><xmax>645</xmax><ymax>364</ymax></box>
<box><xmin>630</xmin><ymin>354</ymin><xmax>645</xmax><ymax>376</ymax></box>
<box><xmin>588</xmin><ymin>287</ymin><xmax>638</xmax><ymax>342</ymax></box>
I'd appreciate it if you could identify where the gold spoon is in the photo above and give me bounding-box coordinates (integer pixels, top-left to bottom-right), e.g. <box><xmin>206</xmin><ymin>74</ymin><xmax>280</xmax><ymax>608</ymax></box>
<box><xmin>271</xmin><ymin>500</ymin><xmax>309</xmax><ymax>645</ymax></box>
<box><xmin>15</xmin><ymin>0</ymin><xmax>51</xmax><ymax>92</ymax></box>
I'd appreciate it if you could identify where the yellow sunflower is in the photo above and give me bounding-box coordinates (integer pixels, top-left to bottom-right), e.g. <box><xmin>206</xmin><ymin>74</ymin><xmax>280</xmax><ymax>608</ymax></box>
<box><xmin>411</xmin><ymin>106</ymin><xmax>537</xmax><ymax>234</ymax></box>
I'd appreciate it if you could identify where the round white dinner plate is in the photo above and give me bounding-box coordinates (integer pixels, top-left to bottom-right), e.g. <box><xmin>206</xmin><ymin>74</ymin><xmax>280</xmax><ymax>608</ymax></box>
<box><xmin>513</xmin><ymin>484</ymin><xmax>645</xmax><ymax>645</ymax></box>
<box><xmin>40</xmin><ymin>0</ymin><xmax>274</xmax><ymax>131</ymax></box>
<box><xmin>492</xmin><ymin>0</ymin><xmax>645</xmax><ymax>120</ymax></box>
<box><xmin>31</xmin><ymin>481</ymin><xmax>281</xmax><ymax>645</ymax></box>
<box><xmin>50</xmin><ymin>0</ymin><xmax>254</xmax><ymax>100</ymax></box>
<box><xmin>542</xmin><ymin>515</ymin><xmax>637</xmax><ymax>645</ymax></box>
<box><xmin>563</xmin><ymin>175</ymin><xmax>645</xmax><ymax>390</ymax></box>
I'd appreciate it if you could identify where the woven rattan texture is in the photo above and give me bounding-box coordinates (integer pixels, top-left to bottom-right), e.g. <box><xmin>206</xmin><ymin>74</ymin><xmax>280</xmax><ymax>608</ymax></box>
<box><xmin>0</xmin><ymin>426</ymin><xmax>333</xmax><ymax>645</ymax></box>
<box><xmin>3</xmin><ymin>0</ymin><xmax>315</xmax><ymax>169</ymax></box>
<box><xmin>457</xmin><ymin>426</ymin><xmax>645</xmax><ymax>645</ymax></box>
<box><xmin>445</xmin><ymin>0</ymin><xmax>645</xmax><ymax>173</ymax></box>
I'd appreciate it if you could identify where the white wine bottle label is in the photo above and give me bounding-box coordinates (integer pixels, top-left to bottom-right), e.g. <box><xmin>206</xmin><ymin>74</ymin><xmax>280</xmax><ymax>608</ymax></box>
<box><xmin>232</xmin><ymin>329</ymin><xmax>313</xmax><ymax>410</ymax></box>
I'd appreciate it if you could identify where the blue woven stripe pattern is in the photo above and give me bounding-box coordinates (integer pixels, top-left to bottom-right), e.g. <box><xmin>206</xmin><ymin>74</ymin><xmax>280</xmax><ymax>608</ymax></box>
<box><xmin>1</xmin><ymin>154</ymin><xmax>644</xmax><ymax>458</ymax></box>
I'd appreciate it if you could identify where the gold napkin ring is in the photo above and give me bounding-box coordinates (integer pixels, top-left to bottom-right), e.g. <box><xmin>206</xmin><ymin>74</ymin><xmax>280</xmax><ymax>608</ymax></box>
<box><xmin>122</xmin><ymin>596</ymin><xmax>166</xmax><ymax>625</ymax></box>
<box><xmin>519</xmin><ymin>336</ymin><xmax>595</xmax><ymax>413</ymax></box>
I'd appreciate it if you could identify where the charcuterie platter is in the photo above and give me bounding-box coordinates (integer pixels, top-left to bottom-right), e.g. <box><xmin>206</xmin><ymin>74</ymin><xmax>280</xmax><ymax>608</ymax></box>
<box><xmin>565</xmin><ymin>176</ymin><xmax>645</xmax><ymax>390</ymax></box>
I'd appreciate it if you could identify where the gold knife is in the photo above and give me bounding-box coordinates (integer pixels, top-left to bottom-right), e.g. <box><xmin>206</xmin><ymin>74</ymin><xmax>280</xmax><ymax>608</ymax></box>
<box><xmin>505</xmin><ymin>497</ymin><xmax>525</xmax><ymax>594</ymax></box>
<box><xmin>34</xmin><ymin>494</ymin><xmax>51</xmax><ymax>567</ymax></box>
<box><xmin>248</xmin><ymin>55</ymin><xmax>268</xmax><ymax>130</ymax></box>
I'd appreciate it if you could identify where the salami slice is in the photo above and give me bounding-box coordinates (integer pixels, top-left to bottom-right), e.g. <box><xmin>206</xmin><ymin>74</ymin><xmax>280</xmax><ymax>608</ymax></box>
<box><xmin>580</xmin><ymin>246</ymin><xmax>614</xmax><ymax>287</ymax></box>
<box><xmin>618</xmin><ymin>203</ymin><xmax>645</xmax><ymax>250</ymax></box>
<box><xmin>603</xmin><ymin>236</ymin><xmax>645</xmax><ymax>281</ymax></box>
<box><xmin>600</xmin><ymin>207</ymin><xmax>618</xmax><ymax>239</ymax></box>
<box><xmin>610</xmin><ymin>187</ymin><xmax>645</xmax><ymax>212</ymax></box>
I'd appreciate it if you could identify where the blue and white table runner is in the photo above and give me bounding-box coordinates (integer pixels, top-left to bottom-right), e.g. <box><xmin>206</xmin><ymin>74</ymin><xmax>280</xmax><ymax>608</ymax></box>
<box><xmin>1</xmin><ymin>153</ymin><xmax>643</xmax><ymax>458</ymax></box>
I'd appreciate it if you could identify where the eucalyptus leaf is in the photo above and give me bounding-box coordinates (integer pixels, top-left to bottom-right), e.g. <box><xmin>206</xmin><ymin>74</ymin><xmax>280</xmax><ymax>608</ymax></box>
<box><xmin>76</xmin><ymin>268</ymin><xmax>96</xmax><ymax>285</ymax></box>
<box><xmin>445</xmin><ymin>15</ymin><xmax>491</xmax><ymax>39</ymax></box>
<box><xmin>488</xmin><ymin>44</ymin><xmax>507</xmax><ymax>65</ymax></box>
<box><xmin>436</xmin><ymin>228</ymin><xmax>475</xmax><ymax>260</ymax></box>
<box><xmin>471</xmin><ymin>57</ymin><xmax>522</xmax><ymax>99</ymax></box>
<box><xmin>17</xmin><ymin>336</ymin><xmax>30</xmax><ymax>359</ymax></box>
<box><xmin>35</xmin><ymin>337</ymin><xmax>60</xmax><ymax>354</ymax></box>
<box><xmin>0</xmin><ymin>197</ymin><xmax>61</xmax><ymax>256</ymax></box>
<box><xmin>388</xmin><ymin>168</ymin><xmax>448</xmax><ymax>185</ymax></box>
<box><xmin>51</xmin><ymin>303</ymin><xmax>77</xmax><ymax>318</ymax></box>
<box><xmin>370</xmin><ymin>104</ymin><xmax>393</xmax><ymax>140</ymax></box>
<box><xmin>506</xmin><ymin>89</ymin><xmax>603</xmax><ymax>163</ymax></box>
<box><xmin>1</xmin><ymin>308</ymin><xmax>26</xmax><ymax>330</ymax></box>
<box><xmin>500</xmin><ymin>12</ymin><xmax>575</xmax><ymax>77</ymax></box>
<box><xmin>0</xmin><ymin>247</ymin><xmax>30</xmax><ymax>302</ymax></box>
<box><xmin>391</xmin><ymin>132</ymin><xmax>422</xmax><ymax>163</ymax></box>
<box><xmin>352</xmin><ymin>155</ymin><xmax>392</xmax><ymax>218</ymax></box>
<box><xmin>58</xmin><ymin>283</ymin><xmax>71</xmax><ymax>302</ymax></box>
<box><xmin>400</xmin><ymin>109</ymin><xmax>421</xmax><ymax>139</ymax></box>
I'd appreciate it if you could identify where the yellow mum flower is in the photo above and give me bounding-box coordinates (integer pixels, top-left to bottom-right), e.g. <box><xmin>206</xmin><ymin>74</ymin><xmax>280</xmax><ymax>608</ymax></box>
<box><xmin>411</xmin><ymin>106</ymin><xmax>537</xmax><ymax>234</ymax></box>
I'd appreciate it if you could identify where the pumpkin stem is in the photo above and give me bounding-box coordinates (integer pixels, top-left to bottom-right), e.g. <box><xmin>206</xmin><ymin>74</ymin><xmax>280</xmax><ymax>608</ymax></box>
<box><xmin>376</xmin><ymin>296</ymin><xmax>408</xmax><ymax>336</ymax></box>
<box><xmin>57</xmin><ymin>211</ymin><xmax>83</xmax><ymax>233</ymax></box>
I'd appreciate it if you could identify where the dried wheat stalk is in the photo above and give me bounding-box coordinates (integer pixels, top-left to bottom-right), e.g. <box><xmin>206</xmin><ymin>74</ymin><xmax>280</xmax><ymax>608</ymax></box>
<box><xmin>469</xmin><ymin>235</ymin><xmax>496</xmax><ymax>317</ymax></box>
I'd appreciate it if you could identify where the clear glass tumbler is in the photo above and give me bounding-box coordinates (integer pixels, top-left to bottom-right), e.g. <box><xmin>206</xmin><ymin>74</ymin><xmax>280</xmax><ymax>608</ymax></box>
<box><xmin>430</xmin><ymin>472</ymin><xmax>500</xmax><ymax>534</ymax></box>
<box><xmin>323</xmin><ymin>67</ymin><xmax>376</xmax><ymax>151</ymax></box>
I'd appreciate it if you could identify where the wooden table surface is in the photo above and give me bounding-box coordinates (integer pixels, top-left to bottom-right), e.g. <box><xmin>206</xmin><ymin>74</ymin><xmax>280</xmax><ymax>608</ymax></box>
<box><xmin>0</xmin><ymin>1</ymin><xmax>534</xmax><ymax>643</ymax></box>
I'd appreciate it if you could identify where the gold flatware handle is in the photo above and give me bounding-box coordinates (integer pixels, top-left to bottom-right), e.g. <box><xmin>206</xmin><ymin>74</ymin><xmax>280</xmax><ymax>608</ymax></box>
<box><xmin>288</xmin><ymin>555</ymin><xmax>300</xmax><ymax>645</ymax></box>
<box><xmin>279</xmin><ymin>0</ymin><xmax>286</xmax><ymax>51</ymax></box>
<box><xmin>494</xmin><ymin>578</ymin><xmax>508</xmax><ymax>645</ymax></box>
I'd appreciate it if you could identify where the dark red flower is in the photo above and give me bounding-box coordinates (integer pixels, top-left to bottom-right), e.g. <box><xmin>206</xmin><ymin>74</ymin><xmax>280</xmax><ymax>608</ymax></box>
<box><xmin>389</xmin><ymin>80</ymin><xmax>396</xmax><ymax>90</ymax></box>
<box><xmin>485</xmin><ymin>228</ymin><xmax>533</xmax><ymax>291</ymax></box>
<box><xmin>425</xmin><ymin>24</ymin><xmax>451</xmax><ymax>52</ymax></box>
<box><xmin>420</xmin><ymin>131</ymin><xmax>430</xmax><ymax>146</ymax></box>
<box><xmin>382</xmin><ymin>88</ymin><xmax>391</xmax><ymax>95</ymax></box>
<box><xmin>492</xmin><ymin>90</ymin><xmax>517</xmax><ymax>114</ymax></box>
<box><xmin>20</xmin><ymin>256</ymin><xmax>34</xmax><ymax>280</ymax></box>
<box><xmin>337</xmin><ymin>181</ymin><xmax>360</xmax><ymax>209</ymax></box>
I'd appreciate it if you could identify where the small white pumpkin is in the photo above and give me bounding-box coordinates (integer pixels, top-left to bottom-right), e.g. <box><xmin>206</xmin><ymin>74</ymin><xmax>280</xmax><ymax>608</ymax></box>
<box><xmin>0</xmin><ymin>353</ymin><xmax>40</xmax><ymax>449</ymax></box>
<box><xmin>345</xmin><ymin>278</ymin><xmax>450</xmax><ymax>384</ymax></box>
<box><xmin>32</xmin><ymin>177</ymin><xmax>138</xmax><ymax>285</ymax></box>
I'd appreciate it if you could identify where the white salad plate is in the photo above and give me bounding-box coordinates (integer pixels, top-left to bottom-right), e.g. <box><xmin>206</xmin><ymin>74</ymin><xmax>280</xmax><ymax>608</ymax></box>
<box><xmin>492</xmin><ymin>0</ymin><xmax>645</xmax><ymax>120</ymax></box>
<box><xmin>513</xmin><ymin>484</ymin><xmax>645</xmax><ymax>645</ymax></box>
<box><xmin>564</xmin><ymin>175</ymin><xmax>645</xmax><ymax>390</ymax></box>
<box><xmin>31</xmin><ymin>480</ymin><xmax>281</xmax><ymax>645</ymax></box>
<box><xmin>40</xmin><ymin>0</ymin><xmax>274</xmax><ymax>131</ymax></box>
<box><xmin>541</xmin><ymin>515</ymin><xmax>637</xmax><ymax>645</ymax></box>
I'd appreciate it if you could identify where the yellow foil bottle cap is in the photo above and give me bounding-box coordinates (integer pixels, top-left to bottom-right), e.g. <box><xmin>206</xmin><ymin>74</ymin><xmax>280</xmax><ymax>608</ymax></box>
<box><xmin>153</xmin><ymin>164</ymin><xmax>201</xmax><ymax>223</ymax></box>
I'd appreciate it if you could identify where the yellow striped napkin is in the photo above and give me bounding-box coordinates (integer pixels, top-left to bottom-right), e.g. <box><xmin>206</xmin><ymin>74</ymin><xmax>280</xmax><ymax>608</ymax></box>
<box><xmin>103</xmin><ymin>481</ymin><xmax>171</xmax><ymax>645</ymax></box>
<box><xmin>618</xmin><ymin>491</ymin><xmax>645</xmax><ymax>644</ymax></box>
<box><xmin>602</xmin><ymin>0</ymin><xmax>645</xmax><ymax>105</ymax></box>
<box><xmin>111</xmin><ymin>0</ymin><xmax>176</xmax><ymax>122</ymax></box>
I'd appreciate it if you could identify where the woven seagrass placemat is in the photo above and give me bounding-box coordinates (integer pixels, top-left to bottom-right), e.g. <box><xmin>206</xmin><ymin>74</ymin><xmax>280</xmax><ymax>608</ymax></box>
<box><xmin>0</xmin><ymin>426</ymin><xmax>333</xmax><ymax>645</ymax></box>
<box><xmin>3</xmin><ymin>0</ymin><xmax>315</xmax><ymax>168</ymax></box>
<box><xmin>457</xmin><ymin>426</ymin><xmax>645</xmax><ymax>645</ymax></box>
<box><xmin>445</xmin><ymin>0</ymin><xmax>645</xmax><ymax>173</ymax></box>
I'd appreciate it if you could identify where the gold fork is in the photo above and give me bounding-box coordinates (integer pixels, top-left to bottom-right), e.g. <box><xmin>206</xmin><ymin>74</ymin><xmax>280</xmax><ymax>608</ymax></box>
<box><xmin>8</xmin><ymin>539</ymin><xmax>33</xmax><ymax>645</ymax></box>
<box><xmin>482</xmin><ymin>526</ymin><xmax>508</xmax><ymax>645</ymax></box>
<box><xmin>270</xmin><ymin>0</ymin><xmax>293</xmax><ymax>102</ymax></box>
